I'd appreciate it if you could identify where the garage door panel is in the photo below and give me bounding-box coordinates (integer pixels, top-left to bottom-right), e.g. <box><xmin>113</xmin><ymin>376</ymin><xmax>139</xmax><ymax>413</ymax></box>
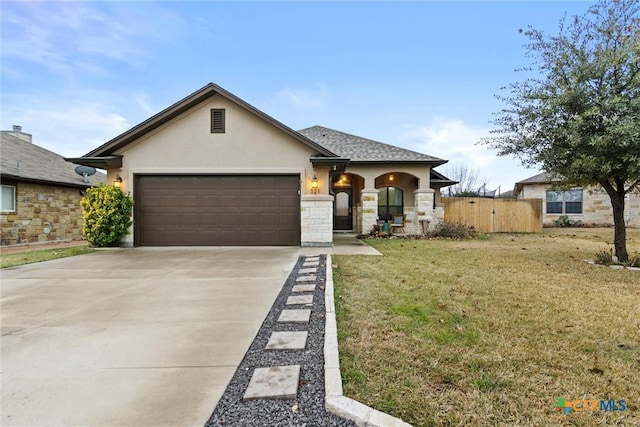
<box><xmin>200</xmin><ymin>214</ymin><xmax>217</xmax><ymax>226</ymax></box>
<box><xmin>237</xmin><ymin>213</ymin><xmax>256</xmax><ymax>226</ymax></box>
<box><xmin>220</xmin><ymin>213</ymin><xmax>238</xmax><ymax>226</ymax></box>
<box><xmin>135</xmin><ymin>175</ymin><xmax>300</xmax><ymax>246</ymax></box>
<box><xmin>181</xmin><ymin>213</ymin><xmax>202</xmax><ymax>226</ymax></box>
<box><xmin>279</xmin><ymin>195</ymin><xmax>298</xmax><ymax>208</ymax></box>
<box><xmin>259</xmin><ymin>212</ymin><xmax>279</xmax><ymax>226</ymax></box>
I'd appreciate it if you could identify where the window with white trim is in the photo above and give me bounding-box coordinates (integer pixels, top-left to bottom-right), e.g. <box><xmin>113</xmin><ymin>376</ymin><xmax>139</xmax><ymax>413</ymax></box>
<box><xmin>1</xmin><ymin>185</ymin><xmax>16</xmax><ymax>212</ymax></box>
<box><xmin>546</xmin><ymin>189</ymin><xmax>582</xmax><ymax>214</ymax></box>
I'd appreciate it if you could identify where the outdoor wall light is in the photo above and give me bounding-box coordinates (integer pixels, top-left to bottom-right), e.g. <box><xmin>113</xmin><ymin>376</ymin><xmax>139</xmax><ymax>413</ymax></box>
<box><xmin>311</xmin><ymin>175</ymin><xmax>320</xmax><ymax>194</ymax></box>
<box><xmin>113</xmin><ymin>174</ymin><xmax>123</xmax><ymax>188</ymax></box>
<box><xmin>389</xmin><ymin>174</ymin><xmax>394</xmax><ymax>181</ymax></box>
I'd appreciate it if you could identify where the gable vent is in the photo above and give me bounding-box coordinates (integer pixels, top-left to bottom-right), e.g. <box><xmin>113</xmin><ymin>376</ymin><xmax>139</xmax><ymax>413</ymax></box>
<box><xmin>211</xmin><ymin>109</ymin><xmax>225</xmax><ymax>133</ymax></box>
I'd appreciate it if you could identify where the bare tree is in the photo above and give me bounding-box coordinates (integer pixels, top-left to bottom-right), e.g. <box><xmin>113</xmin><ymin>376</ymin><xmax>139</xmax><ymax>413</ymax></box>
<box><xmin>444</xmin><ymin>163</ymin><xmax>487</xmax><ymax>196</ymax></box>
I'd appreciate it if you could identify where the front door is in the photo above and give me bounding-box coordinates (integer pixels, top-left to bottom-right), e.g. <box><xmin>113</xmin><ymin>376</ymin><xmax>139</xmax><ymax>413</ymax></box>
<box><xmin>334</xmin><ymin>190</ymin><xmax>352</xmax><ymax>230</ymax></box>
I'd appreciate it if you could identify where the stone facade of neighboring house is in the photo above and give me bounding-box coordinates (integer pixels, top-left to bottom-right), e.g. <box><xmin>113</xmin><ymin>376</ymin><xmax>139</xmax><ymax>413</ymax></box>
<box><xmin>514</xmin><ymin>173</ymin><xmax>640</xmax><ymax>227</ymax></box>
<box><xmin>67</xmin><ymin>83</ymin><xmax>455</xmax><ymax>247</ymax></box>
<box><xmin>1</xmin><ymin>127</ymin><xmax>106</xmax><ymax>245</ymax></box>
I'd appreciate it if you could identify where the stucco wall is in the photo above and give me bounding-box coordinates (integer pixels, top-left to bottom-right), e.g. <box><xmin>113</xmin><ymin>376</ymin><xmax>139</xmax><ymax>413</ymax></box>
<box><xmin>520</xmin><ymin>184</ymin><xmax>640</xmax><ymax>227</ymax></box>
<box><xmin>113</xmin><ymin>95</ymin><xmax>319</xmax><ymax>195</ymax></box>
<box><xmin>108</xmin><ymin>95</ymin><xmax>331</xmax><ymax>246</ymax></box>
<box><xmin>0</xmin><ymin>182</ymin><xmax>85</xmax><ymax>245</ymax></box>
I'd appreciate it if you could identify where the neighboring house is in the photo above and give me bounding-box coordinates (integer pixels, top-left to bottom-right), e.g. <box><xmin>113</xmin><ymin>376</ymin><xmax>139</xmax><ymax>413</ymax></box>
<box><xmin>514</xmin><ymin>172</ymin><xmax>640</xmax><ymax>227</ymax></box>
<box><xmin>67</xmin><ymin>83</ymin><xmax>454</xmax><ymax>247</ymax></box>
<box><xmin>497</xmin><ymin>189</ymin><xmax>516</xmax><ymax>199</ymax></box>
<box><xmin>0</xmin><ymin>127</ymin><xmax>106</xmax><ymax>245</ymax></box>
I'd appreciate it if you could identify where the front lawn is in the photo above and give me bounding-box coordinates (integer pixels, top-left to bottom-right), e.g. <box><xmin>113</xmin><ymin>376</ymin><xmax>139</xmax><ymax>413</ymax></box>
<box><xmin>333</xmin><ymin>228</ymin><xmax>640</xmax><ymax>426</ymax></box>
<box><xmin>1</xmin><ymin>246</ymin><xmax>95</xmax><ymax>268</ymax></box>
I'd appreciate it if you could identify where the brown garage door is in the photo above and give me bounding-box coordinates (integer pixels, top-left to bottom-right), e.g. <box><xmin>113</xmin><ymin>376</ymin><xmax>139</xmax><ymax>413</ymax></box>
<box><xmin>134</xmin><ymin>175</ymin><xmax>300</xmax><ymax>246</ymax></box>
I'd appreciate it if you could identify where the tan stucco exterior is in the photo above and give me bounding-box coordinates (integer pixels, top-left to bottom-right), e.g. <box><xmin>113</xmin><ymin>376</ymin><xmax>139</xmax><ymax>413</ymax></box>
<box><xmin>107</xmin><ymin>95</ymin><xmax>335</xmax><ymax>246</ymax></box>
<box><xmin>519</xmin><ymin>183</ymin><xmax>640</xmax><ymax>227</ymax></box>
<box><xmin>89</xmin><ymin>85</ymin><xmax>450</xmax><ymax>246</ymax></box>
<box><xmin>112</xmin><ymin>96</ymin><xmax>321</xmax><ymax>194</ymax></box>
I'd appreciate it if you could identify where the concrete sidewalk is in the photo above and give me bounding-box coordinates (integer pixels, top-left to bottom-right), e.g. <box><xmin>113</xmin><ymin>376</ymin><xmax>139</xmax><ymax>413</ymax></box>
<box><xmin>1</xmin><ymin>247</ymin><xmax>299</xmax><ymax>427</ymax></box>
<box><xmin>300</xmin><ymin>233</ymin><xmax>381</xmax><ymax>256</ymax></box>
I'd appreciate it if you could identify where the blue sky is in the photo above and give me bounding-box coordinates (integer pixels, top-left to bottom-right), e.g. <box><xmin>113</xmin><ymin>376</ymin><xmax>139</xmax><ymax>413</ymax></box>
<box><xmin>1</xmin><ymin>1</ymin><xmax>596</xmax><ymax>191</ymax></box>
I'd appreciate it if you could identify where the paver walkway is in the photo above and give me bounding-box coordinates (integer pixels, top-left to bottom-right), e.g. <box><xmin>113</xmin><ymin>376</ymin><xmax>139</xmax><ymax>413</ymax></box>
<box><xmin>243</xmin><ymin>255</ymin><xmax>319</xmax><ymax>400</ymax></box>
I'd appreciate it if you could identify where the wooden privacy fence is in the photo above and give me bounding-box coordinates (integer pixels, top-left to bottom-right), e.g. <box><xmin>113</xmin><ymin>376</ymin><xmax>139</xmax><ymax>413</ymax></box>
<box><xmin>444</xmin><ymin>197</ymin><xmax>543</xmax><ymax>233</ymax></box>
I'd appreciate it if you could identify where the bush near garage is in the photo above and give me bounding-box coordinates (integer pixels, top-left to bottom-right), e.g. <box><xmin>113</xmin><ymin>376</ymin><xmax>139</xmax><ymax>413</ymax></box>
<box><xmin>81</xmin><ymin>184</ymin><xmax>134</xmax><ymax>247</ymax></box>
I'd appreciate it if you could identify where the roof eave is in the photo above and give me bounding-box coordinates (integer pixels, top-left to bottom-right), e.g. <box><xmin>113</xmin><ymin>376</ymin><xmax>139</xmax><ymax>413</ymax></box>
<box><xmin>349</xmin><ymin>159</ymin><xmax>448</xmax><ymax>166</ymax></box>
<box><xmin>64</xmin><ymin>156</ymin><xmax>123</xmax><ymax>168</ymax></box>
<box><xmin>0</xmin><ymin>173</ymin><xmax>98</xmax><ymax>189</ymax></box>
<box><xmin>310</xmin><ymin>156</ymin><xmax>351</xmax><ymax>169</ymax></box>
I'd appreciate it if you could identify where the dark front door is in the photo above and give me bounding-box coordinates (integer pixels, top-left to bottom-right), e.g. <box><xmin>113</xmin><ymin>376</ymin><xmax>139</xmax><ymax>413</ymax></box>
<box><xmin>334</xmin><ymin>190</ymin><xmax>352</xmax><ymax>231</ymax></box>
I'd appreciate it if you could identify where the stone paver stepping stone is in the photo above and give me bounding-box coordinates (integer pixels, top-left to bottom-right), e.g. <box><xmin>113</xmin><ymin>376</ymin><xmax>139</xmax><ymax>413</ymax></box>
<box><xmin>292</xmin><ymin>284</ymin><xmax>315</xmax><ymax>293</ymax></box>
<box><xmin>265</xmin><ymin>331</ymin><xmax>308</xmax><ymax>351</ymax></box>
<box><xmin>296</xmin><ymin>275</ymin><xmax>316</xmax><ymax>282</ymax></box>
<box><xmin>303</xmin><ymin>262</ymin><xmax>320</xmax><ymax>268</ymax></box>
<box><xmin>286</xmin><ymin>294</ymin><xmax>314</xmax><ymax>305</ymax></box>
<box><xmin>298</xmin><ymin>267</ymin><xmax>317</xmax><ymax>274</ymax></box>
<box><xmin>305</xmin><ymin>256</ymin><xmax>320</xmax><ymax>261</ymax></box>
<box><xmin>277</xmin><ymin>309</ymin><xmax>311</xmax><ymax>323</ymax></box>
<box><xmin>243</xmin><ymin>365</ymin><xmax>300</xmax><ymax>401</ymax></box>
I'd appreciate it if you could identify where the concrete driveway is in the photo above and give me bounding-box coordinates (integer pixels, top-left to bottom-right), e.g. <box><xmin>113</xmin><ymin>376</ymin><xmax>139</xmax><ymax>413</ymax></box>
<box><xmin>1</xmin><ymin>247</ymin><xmax>299</xmax><ymax>426</ymax></box>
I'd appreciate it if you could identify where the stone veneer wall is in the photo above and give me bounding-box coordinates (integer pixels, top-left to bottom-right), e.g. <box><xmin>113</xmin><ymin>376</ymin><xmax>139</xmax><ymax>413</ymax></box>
<box><xmin>0</xmin><ymin>182</ymin><xmax>85</xmax><ymax>245</ymax></box>
<box><xmin>520</xmin><ymin>184</ymin><xmax>640</xmax><ymax>227</ymax></box>
<box><xmin>360</xmin><ymin>189</ymin><xmax>378</xmax><ymax>235</ymax></box>
<box><xmin>301</xmin><ymin>195</ymin><xmax>333</xmax><ymax>246</ymax></box>
<box><xmin>414</xmin><ymin>189</ymin><xmax>436</xmax><ymax>233</ymax></box>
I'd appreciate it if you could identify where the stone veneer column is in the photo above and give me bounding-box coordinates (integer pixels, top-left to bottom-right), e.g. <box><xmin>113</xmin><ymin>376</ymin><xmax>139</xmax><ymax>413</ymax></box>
<box><xmin>301</xmin><ymin>195</ymin><xmax>334</xmax><ymax>247</ymax></box>
<box><xmin>414</xmin><ymin>189</ymin><xmax>436</xmax><ymax>233</ymax></box>
<box><xmin>360</xmin><ymin>189</ymin><xmax>378</xmax><ymax>235</ymax></box>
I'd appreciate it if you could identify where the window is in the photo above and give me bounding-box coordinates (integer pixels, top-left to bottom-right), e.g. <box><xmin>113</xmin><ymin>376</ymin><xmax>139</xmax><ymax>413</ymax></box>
<box><xmin>210</xmin><ymin>109</ymin><xmax>225</xmax><ymax>133</ymax></box>
<box><xmin>1</xmin><ymin>185</ymin><xmax>16</xmax><ymax>211</ymax></box>
<box><xmin>546</xmin><ymin>189</ymin><xmax>582</xmax><ymax>214</ymax></box>
<box><xmin>378</xmin><ymin>186</ymin><xmax>403</xmax><ymax>220</ymax></box>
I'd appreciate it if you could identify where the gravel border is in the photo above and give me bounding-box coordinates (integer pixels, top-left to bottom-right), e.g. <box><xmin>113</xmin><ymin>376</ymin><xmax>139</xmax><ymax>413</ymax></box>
<box><xmin>205</xmin><ymin>255</ymin><xmax>357</xmax><ymax>427</ymax></box>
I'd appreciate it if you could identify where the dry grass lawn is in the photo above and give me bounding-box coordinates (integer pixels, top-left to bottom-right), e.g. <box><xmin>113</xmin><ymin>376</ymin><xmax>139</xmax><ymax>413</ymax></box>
<box><xmin>0</xmin><ymin>245</ymin><xmax>94</xmax><ymax>268</ymax></box>
<box><xmin>333</xmin><ymin>228</ymin><xmax>640</xmax><ymax>426</ymax></box>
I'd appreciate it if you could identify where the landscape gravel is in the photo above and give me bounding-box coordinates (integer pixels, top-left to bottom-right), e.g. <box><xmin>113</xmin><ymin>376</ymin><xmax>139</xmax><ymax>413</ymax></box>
<box><xmin>205</xmin><ymin>255</ymin><xmax>357</xmax><ymax>427</ymax></box>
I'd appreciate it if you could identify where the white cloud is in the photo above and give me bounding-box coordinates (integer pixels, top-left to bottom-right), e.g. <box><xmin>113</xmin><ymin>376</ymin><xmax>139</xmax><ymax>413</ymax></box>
<box><xmin>4</xmin><ymin>98</ymin><xmax>131</xmax><ymax>157</ymax></box>
<box><xmin>1</xmin><ymin>2</ymin><xmax>184</xmax><ymax>76</ymax></box>
<box><xmin>135</xmin><ymin>93</ymin><xmax>156</xmax><ymax>116</ymax></box>
<box><xmin>277</xmin><ymin>86</ymin><xmax>329</xmax><ymax>110</ymax></box>
<box><xmin>398</xmin><ymin>117</ymin><xmax>535</xmax><ymax>190</ymax></box>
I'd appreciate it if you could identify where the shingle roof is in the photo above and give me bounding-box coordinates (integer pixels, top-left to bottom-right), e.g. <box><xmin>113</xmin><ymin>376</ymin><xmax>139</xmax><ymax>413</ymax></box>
<box><xmin>298</xmin><ymin>125</ymin><xmax>446</xmax><ymax>164</ymax></box>
<box><xmin>516</xmin><ymin>172</ymin><xmax>552</xmax><ymax>184</ymax></box>
<box><xmin>1</xmin><ymin>131</ymin><xmax>105</xmax><ymax>188</ymax></box>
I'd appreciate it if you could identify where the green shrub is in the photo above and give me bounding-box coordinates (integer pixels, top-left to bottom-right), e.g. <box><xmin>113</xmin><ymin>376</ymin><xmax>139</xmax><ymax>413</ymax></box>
<box><xmin>594</xmin><ymin>249</ymin><xmax>614</xmax><ymax>265</ymax></box>
<box><xmin>553</xmin><ymin>215</ymin><xmax>582</xmax><ymax>227</ymax></box>
<box><xmin>428</xmin><ymin>221</ymin><xmax>476</xmax><ymax>239</ymax></box>
<box><xmin>81</xmin><ymin>184</ymin><xmax>134</xmax><ymax>247</ymax></box>
<box><xmin>594</xmin><ymin>247</ymin><xmax>640</xmax><ymax>267</ymax></box>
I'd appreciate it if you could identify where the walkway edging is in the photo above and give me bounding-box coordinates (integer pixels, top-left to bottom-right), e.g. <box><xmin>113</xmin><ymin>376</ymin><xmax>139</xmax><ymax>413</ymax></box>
<box><xmin>324</xmin><ymin>256</ymin><xmax>413</xmax><ymax>427</ymax></box>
